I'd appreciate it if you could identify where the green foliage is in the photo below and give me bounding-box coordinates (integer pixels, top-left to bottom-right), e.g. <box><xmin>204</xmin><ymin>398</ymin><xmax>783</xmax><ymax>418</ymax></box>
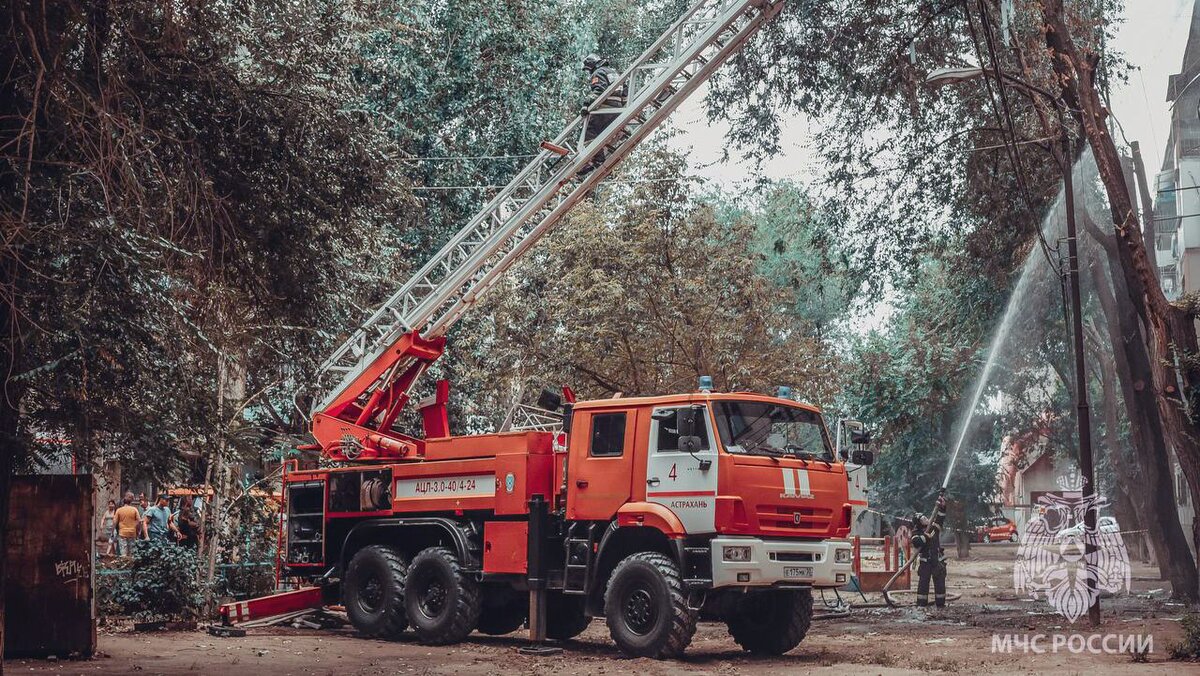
<box><xmin>447</xmin><ymin>143</ymin><xmax>843</xmax><ymax>432</ymax></box>
<box><xmin>98</xmin><ymin>539</ymin><xmax>202</xmax><ymax>621</ymax></box>
<box><xmin>719</xmin><ymin>183</ymin><xmax>854</xmax><ymax>341</ymax></box>
<box><xmin>3</xmin><ymin>0</ymin><xmax>412</xmax><ymax>481</ymax></box>
<box><xmin>706</xmin><ymin>0</ymin><xmax>1123</xmax><ymax>290</ymax></box>
<box><xmin>1169</xmin><ymin>613</ymin><xmax>1200</xmax><ymax>661</ymax></box>
<box><xmin>212</xmin><ymin>488</ymin><xmax>280</xmax><ymax>600</ymax></box>
<box><xmin>840</xmin><ymin>259</ymin><xmax>1021</xmax><ymax>523</ymax></box>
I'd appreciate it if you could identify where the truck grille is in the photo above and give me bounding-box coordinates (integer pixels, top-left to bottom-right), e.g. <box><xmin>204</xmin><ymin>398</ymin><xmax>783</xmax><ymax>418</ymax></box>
<box><xmin>769</xmin><ymin>551</ymin><xmax>817</xmax><ymax>562</ymax></box>
<box><xmin>757</xmin><ymin>505</ymin><xmax>834</xmax><ymax>534</ymax></box>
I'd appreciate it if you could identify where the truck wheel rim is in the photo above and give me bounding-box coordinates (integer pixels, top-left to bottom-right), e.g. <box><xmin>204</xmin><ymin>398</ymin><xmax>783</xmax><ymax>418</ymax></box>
<box><xmin>623</xmin><ymin>586</ymin><xmax>657</xmax><ymax>635</ymax></box>
<box><xmin>419</xmin><ymin>580</ymin><xmax>448</xmax><ymax>619</ymax></box>
<box><xmin>360</xmin><ymin>576</ymin><xmax>384</xmax><ymax>612</ymax></box>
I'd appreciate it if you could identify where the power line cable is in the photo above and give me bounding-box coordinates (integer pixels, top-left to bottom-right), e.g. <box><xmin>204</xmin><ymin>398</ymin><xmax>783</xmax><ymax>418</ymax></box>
<box><xmin>974</xmin><ymin>2</ymin><xmax>1075</xmax><ymax>350</ymax></box>
<box><xmin>967</xmin><ymin>1</ymin><xmax>1063</xmax><ymax>279</ymax></box>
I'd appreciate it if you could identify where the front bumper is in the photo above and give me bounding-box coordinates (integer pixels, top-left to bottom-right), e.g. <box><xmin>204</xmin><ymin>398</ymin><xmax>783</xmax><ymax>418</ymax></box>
<box><xmin>709</xmin><ymin>536</ymin><xmax>852</xmax><ymax>589</ymax></box>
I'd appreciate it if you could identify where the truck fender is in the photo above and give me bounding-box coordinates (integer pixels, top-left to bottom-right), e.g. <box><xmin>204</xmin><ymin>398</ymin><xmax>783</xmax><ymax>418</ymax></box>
<box><xmin>339</xmin><ymin>517</ymin><xmax>478</xmax><ymax>575</ymax></box>
<box><xmin>615</xmin><ymin>501</ymin><xmax>686</xmax><ymax>537</ymax></box>
<box><xmin>587</xmin><ymin>509</ymin><xmax>687</xmax><ymax>614</ymax></box>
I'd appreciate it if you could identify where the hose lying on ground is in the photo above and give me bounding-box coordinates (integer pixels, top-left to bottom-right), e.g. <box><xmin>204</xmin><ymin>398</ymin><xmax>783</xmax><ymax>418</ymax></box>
<box><xmin>811</xmin><ymin>589</ymin><xmax>963</xmax><ymax>618</ymax></box>
<box><xmin>849</xmin><ymin>590</ymin><xmax>964</xmax><ymax>609</ymax></box>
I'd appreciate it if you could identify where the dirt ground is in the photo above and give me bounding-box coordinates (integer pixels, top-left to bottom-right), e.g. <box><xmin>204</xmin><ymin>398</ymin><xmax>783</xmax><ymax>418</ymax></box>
<box><xmin>6</xmin><ymin>543</ymin><xmax>1197</xmax><ymax>675</ymax></box>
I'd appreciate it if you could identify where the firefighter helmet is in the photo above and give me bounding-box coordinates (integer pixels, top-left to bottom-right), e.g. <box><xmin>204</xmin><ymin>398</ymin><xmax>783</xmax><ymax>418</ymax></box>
<box><xmin>582</xmin><ymin>53</ymin><xmax>607</xmax><ymax>73</ymax></box>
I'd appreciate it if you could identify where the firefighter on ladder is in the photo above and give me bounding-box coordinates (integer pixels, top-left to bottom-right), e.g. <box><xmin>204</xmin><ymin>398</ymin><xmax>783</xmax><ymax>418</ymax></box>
<box><xmin>579</xmin><ymin>53</ymin><xmax>627</xmax><ymax>175</ymax></box>
<box><xmin>911</xmin><ymin>494</ymin><xmax>948</xmax><ymax>608</ymax></box>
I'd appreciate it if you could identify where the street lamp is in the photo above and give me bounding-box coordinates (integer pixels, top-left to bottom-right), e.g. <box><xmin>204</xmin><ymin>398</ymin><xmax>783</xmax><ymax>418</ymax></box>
<box><xmin>925</xmin><ymin>66</ymin><xmax>1100</xmax><ymax>627</ymax></box>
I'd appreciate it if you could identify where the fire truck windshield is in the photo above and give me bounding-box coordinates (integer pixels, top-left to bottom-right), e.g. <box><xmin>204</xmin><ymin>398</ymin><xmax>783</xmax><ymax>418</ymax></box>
<box><xmin>712</xmin><ymin>400</ymin><xmax>833</xmax><ymax>461</ymax></box>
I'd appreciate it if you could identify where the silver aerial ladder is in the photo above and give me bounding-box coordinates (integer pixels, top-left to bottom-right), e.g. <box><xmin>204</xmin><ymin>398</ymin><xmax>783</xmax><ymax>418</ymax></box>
<box><xmin>310</xmin><ymin>0</ymin><xmax>788</xmax><ymax>459</ymax></box>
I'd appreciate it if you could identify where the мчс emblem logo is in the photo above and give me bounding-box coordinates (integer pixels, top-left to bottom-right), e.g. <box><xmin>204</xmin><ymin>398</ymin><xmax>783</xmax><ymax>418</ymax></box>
<box><xmin>1012</xmin><ymin>472</ymin><xmax>1131</xmax><ymax>623</ymax></box>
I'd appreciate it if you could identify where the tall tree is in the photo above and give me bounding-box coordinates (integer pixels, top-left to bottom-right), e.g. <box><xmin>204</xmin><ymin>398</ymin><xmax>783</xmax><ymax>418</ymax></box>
<box><xmin>449</xmin><ymin>144</ymin><xmax>843</xmax><ymax>430</ymax></box>
<box><xmin>1040</xmin><ymin>0</ymin><xmax>1200</xmax><ymax>566</ymax></box>
<box><xmin>0</xmin><ymin>0</ymin><xmax>411</xmax><ymax>648</ymax></box>
<box><xmin>704</xmin><ymin>0</ymin><xmax>1198</xmax><ymax>597</ymax></box>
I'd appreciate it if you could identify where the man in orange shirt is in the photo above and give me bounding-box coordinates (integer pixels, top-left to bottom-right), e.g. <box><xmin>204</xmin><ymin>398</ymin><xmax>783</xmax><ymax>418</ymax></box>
<box><xmin>114</xmin><ymin>492</ymin><xmax>141</xmax><ymax>556</ymax></box>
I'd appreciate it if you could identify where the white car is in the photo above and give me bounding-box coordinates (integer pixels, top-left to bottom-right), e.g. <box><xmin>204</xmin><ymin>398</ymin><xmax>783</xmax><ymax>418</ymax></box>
<box><xmin>1054</xmin><ymin>516</ymin><xmax>1118</xmax><ymax>541</ymax></box>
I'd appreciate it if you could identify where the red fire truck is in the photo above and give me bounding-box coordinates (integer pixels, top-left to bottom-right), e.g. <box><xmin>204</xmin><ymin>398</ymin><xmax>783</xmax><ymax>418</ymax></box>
<box><xmin>278</xmin><ymin>387</ymin><xmax>870</xmax><ymax>657</ymax></box>
<box><xmin>224</xmin><ymin>0</ymin><xmax>874</xmax><ymax>658</ymax></box>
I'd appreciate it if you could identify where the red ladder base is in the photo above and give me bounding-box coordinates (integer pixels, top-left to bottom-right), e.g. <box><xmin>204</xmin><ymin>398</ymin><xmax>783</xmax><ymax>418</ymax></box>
<box><xmin>219</xmin><ymin>586</ymin><xmax>325</xmax><ymax>625</ymax></box>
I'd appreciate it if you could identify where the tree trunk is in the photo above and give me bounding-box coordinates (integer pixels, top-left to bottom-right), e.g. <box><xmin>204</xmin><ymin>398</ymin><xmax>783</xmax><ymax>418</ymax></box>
<box><xmin>202</xmin><ymin>349</ymin><xmax>247</xmax><ymax>615</ymax></box>
<box><xmin>1042</xmin><ymin>0</ymin><xmax>1200</xmax><ymax>586</ymax></box>
<box><xmin>1130</xmin><ymin>141</ymin><xmax>1160</xmax><ymax>280</ymax></box>
<box><xmin>1089</xmin><ymin>317</ymin><xmax>1151</xmax><ymax>563</ymax></box>
<box><xmin>1087</xmin><ymin>243</ymin><xmax>1198</xmax><ymax>598</ymax></box>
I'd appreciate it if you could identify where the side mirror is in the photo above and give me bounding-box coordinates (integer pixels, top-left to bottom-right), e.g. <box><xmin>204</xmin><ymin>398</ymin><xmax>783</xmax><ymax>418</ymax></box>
<box><xmin>850</xmin><ymin>429</ymin><xmax>872</xmax><ymax>445</ymax></box>
<box><xmin>675</xmin><ymin>406</ymin><xmax>708</xmax><ymax>469</ymax></box>
<box><xmin>850</xmin><ymin>449</ymin><xmax>875</xmax><ymax>466</ymax></box>
<box><xmin>676</xmin><ymin>406</ymin><xmax>700</xmax><ymax>450</ymax></box>
<box><xmin>675</xmin><ymin>406</ymin><xmax>699</xmax><ymax>436</ymax></box>
<box><xmin>537</xmin><ymin>387</ymin><xmax>563</xmax><ymax>411</ymax></box>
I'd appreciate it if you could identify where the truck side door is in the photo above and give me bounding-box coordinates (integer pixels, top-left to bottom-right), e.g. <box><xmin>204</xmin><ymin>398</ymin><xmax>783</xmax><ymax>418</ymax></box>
<box><xmin>645</xmin><ymin>406</ymin><xmax>719</xmax><ymax>534</ymax></box>
<box><xmin>566</xmin><ymin>409</ymin><xmax>635</xmax><ymax>521</ymax></box>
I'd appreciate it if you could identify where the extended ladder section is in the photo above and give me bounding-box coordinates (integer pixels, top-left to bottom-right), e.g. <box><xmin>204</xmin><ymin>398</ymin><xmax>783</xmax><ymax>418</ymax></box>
<box><xmin>312</xmin><ymin>0</ymin><xmax>786</xmax><ymax>450</ymax></box>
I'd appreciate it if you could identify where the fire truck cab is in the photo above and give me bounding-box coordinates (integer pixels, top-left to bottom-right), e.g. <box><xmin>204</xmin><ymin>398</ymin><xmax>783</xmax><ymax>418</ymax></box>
<box><xmin>280</xmin><ymin>388</ymin><xmax>866</xmax><ymax>657</ymax></box>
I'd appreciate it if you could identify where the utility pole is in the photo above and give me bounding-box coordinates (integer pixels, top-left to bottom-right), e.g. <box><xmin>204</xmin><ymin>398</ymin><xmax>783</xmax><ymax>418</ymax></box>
<box><xmin>1060</xmin><ymin>136</ymin><xmax>1100</xmax><ymax>627</ymax></box>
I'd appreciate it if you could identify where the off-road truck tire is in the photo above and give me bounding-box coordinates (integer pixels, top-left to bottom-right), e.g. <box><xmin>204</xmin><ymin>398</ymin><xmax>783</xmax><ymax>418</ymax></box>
<box><xmin>725</xmin><ymin>589</ymin><xmax>813</xmax><ymax>655</ymax></box>
<box><xmin>405</xmin><ymin>546</ymin><xmax>481</xmax><ymax>645</ymax></box>
<box><xmin>344</xmin><ymin>544</ymin><xmax>409</xmax><ymax>639</ymax></box>
<box><xmin>603</xmin><ymin>552</ymin><xmax>696</xmax><ymax>658</ymax></box>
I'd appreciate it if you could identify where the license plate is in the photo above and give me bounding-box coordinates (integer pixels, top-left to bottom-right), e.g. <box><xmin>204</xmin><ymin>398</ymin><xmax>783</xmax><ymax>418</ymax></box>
<box><xmin>783</xmin><ymin>566</ymin><xmax>813</xmax><ymax>579</ymax></box>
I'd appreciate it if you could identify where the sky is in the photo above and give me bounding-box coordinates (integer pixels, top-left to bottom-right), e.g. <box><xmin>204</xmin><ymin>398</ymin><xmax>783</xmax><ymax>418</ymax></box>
<box><xmin>673</xmin><ymin>0</ymin><xmax>1196</xmax><ymax>188</ymax></box>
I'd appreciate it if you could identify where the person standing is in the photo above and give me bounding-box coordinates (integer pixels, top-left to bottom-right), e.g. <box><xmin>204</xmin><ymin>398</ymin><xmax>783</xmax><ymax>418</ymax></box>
<box><xmin>578</xmin><ymin>53</ymin><xmax>626</xmax><ymax>175</ymax></box>
<box><xmin>114</xmin><ymin>493</ymin><xmax>141</xmax><ymax>556</ymax></box>
<box><xmin>911</xmin><ymin>494</ymin><xmax>948</xmax><ymax>608</ymax></box>
<box><xmin>143</xmin><ymin>494</ymin><xmax>177</xmax><ymax>542</ymax></box>
<box><xmin>173</xmin><ymin>502</ymin><xmax>200</xmax><ymax>548</ymax></box>
<box><xmin>136</xmin><ymin>493</ymin><xmax>149</xmax><ymax>536</ymax></box>
<box><xmin>100</xmin><ymin>499</ymin><xmax>117</xmax><ymax>557</ymax></box>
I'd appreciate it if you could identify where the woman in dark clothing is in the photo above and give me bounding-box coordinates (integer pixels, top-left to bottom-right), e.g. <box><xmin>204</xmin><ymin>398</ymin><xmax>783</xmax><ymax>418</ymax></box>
<box><xmin>174</xmin><ymin>503</ymin><xmax>200</xmax><ymax>548</ymax></box>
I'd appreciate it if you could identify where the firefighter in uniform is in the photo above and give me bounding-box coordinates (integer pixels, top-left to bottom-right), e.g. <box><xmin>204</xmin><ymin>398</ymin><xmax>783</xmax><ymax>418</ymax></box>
<box><xmin>911</xmin><ymin>494</ymin><xmax>948</xmax><ymax>608</ymax></box>
<box><xmin>579</xmin><ymin>53</ymin><xmax>627</xmax><ymax>175</ymax></box>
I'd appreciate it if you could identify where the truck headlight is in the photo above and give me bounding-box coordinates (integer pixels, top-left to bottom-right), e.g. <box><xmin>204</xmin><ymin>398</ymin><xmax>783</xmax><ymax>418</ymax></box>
<box><xmin>722</xmin><ymin>545</ymin><xmax>752</xmax><ymax>562</ymax></box>
<box><xmin>835</xmin><ymin>548</ymin><xmax>852</xmax><ymax>563</ymax></box>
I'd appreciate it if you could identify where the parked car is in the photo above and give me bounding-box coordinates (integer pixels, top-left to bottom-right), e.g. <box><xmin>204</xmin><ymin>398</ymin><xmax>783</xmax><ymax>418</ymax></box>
<box><xmin>1054</xmin><ymin>515</ymin><xmax>1119</xmax><ymax>541</ymax></box>
<box><xmin>976</xmin><ymin>516</ymin><xmax>1018</xmax><ymax>543</ymax></box>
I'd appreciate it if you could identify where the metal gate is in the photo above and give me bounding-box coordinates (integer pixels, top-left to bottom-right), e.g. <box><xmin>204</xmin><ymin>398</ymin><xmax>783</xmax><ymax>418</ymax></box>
<box><xmin>4</xmin><ymin>474</ymin><xmax>95</xmax><ymax>657</ymax></box>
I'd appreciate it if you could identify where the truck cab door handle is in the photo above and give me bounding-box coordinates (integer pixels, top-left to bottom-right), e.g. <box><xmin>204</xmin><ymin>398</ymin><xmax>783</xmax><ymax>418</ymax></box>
<box><xmin>646</xmin><ymin>477</ymin><xmax>661</xmax><ymax>486</ymax></box>
<box><xmin>576</xmin><ymin>479</ymin><xmax>589</xmax><ymax>488</ymax></box>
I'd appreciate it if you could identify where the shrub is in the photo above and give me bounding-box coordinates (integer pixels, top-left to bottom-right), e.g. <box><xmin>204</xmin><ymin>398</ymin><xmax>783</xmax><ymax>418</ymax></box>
<box><xmin>97</xmin><ymin>539</ymin><xmax>202</xmax><ymax>621</ymax></box>
<box><xmin>1170</xmin><ymin>613</ymin><xmax>1200</xmax><ymax>661</ymax></box>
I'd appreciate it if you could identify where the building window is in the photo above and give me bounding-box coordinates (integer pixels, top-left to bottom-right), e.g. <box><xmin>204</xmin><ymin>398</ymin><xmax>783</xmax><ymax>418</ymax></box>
<box><xmin>589</xmin><ymin>413</ymin><xmax>626</xmax><ymax>457</ymax></box>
